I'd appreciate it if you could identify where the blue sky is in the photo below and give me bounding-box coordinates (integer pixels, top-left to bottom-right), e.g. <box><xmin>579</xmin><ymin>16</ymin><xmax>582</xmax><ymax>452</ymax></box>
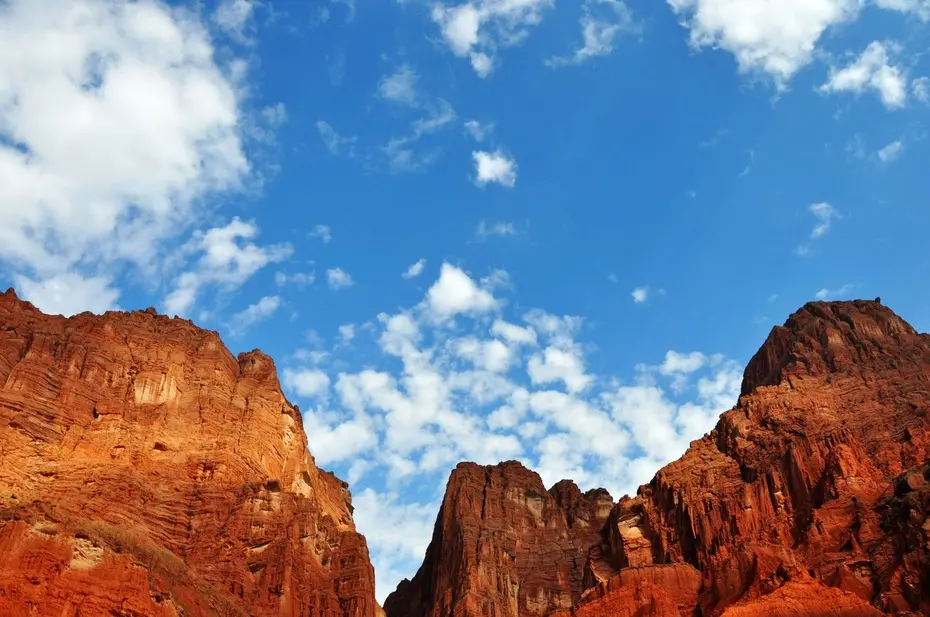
<box><xmin>1</xmin><ymin>0</ymin><xmax>929</xmax><ymax>602</ymax></box>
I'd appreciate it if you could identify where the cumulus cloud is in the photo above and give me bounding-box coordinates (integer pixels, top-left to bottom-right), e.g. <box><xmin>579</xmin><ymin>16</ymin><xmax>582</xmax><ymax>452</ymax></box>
<box><xmin>403</xmin><ymin>259</ymin><xmax>427</xmax><ymax>279</ymax></box>
<box><xmin>327</xmin><ymin>268</ymin><xmax>355</xmax><ymax>290</ymax></box>
<box><xmin>283</xmin><ymin>367</ymin><xmax>332</xmax><ymax>399</ymax></box>
<box><xmin>820</xmin><ymin>41</ymin><xmax>908</xmax><ymax>109</ymax></box>
<box><xmin>226</xmin><ymin>295</ymin><xmax>281</xmax><ymax>335</ymax></box>
<box><xmin>431</xmin><ymin>0</ymin><xmax>554</xmax><ymax>76</ymax></box>
<box><xmin>473</xmin><ymin>150</ymin><xmax>517</xmax><ymax>187</ymax></box>
<box><xmin>282</xmin><ymin>265</ymin><xmax>744</xmax><ymax>602</ymax></box>
<box><xmin>631</xmin><ymin>286</ymin><xmax>649</xmax><ymax>303</ymax></box>
<box><xmin>667</xmin><ymin>0</ymin><xmax>861</xmax><ymax>88</ymax></box>
<box><xmin>547</xmin><ymin>0</ymin><xmax>638</xmax><ymax>67</ymax></box>
<box><xmin>426</xmin><ymin>263</ymin><xmax>499</xmax><ymax>318</ymax></box>
<box><xmin>0</xmin><ymin>0</ymin><xmax>253</xmax><ymax>314</ymax></box>
<box><xmin>13</xmin><ymin>272</ymin><xmax>120</xmax><ymax>317</ymax></box>
<box><xmin>163</xmin><ymin>218</ymin><xmax>291</xmax><ymax>316</ymax></box>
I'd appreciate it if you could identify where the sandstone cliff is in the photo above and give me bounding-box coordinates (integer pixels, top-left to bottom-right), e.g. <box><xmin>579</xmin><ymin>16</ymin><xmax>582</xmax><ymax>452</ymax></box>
<box><xmin>0</xmin><ymin>288</ymin><xmax>381</xmax><ymax>617</ymax></box>
<box><xmin>386</xmin><ymin>300</ymin><xmax>930</xmax><ymax>617</ymax></box>
<box><xmin>383</xmin><ymin>461</ymin><xmax>616</xmax><ymax>617</ymax></box>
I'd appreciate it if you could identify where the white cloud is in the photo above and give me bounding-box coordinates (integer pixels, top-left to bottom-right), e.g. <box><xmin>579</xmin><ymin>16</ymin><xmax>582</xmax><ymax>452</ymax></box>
<box><xmin>527</xmin><ymin>347</ymin><xmax>593</xmax><ymax>393</ymax></box>
<box><xmin>13</xmin><ymin>272</ymin><xmax>120</xmax><ymax>317</ymax></box>
<box><xmin>0</xmin><ymin>0</ymin><xmax>251</xmax><ymax>298</ymax></box>
<box><xmin>914</xmin><ymin>77</ymin><xmax>930</xmax><ymax>103</ymax></box>
<box><xmin>796</xmin><ymin>202</ymin><xmax>838</xmax><ymax>256</ymax></box>
<box><xmin>327</xmin><ymin>268</ymin><xmax>355</xmax><ymax>290</ymax></box>
<box><xmin>431</xmin><ymin>0</ymin><xmax>554</xmax><ymax>76</ymax></box>
<box><xmin>379</xmin><ymin>65</ymin><xmax>419</xmax><ymax>106</ymax></box>
<box><xmin>632</xmin><ymin>286</ymin><xmax>649</xmax><ymax>303</ymax></box>
<box><xmin>290</xmin><ymin>265</ymin><xmax>744</xmax><ymax>601</ymax></box>
<box><xmin>874</xmin><ymin>0</ymin><xmax>930</xmax><ymax>19</ymax></box>
<box><xmin>310</xmin><ymin>224</ymin><xmax>333</xmax><ymax>244</ymax></box>
<box><xmin>547</xmin><ymin>0</ymin><xmax>637</xmax><ymax>67</ymax></box>
<box><xmin>283</xmin><ymin>368</ymin><xmax>332</xmax><ymax>398</ymax></box>
<box><xmin>451</xmin><ymin>336</ymin><xmax>514</xmax><ymax>372</ymax></box>
<box><xmin>476</xmin><ymin>220</ymin><xmax>517</xmax><ymax>237</ymax></box>
<box><xmin>809</xmin><ymin>202</ymin><xmax>838</xmax><ymax>238</ymax></box>
<box><xmin>339</xmin><ymin>324</ymin><xmax>356</xmax><ymax>343</ymax></box>
<box><xmin>820</xmin><ymin>41</ymin><xmax>908</xmax><ymax>109</ymax></box>
<box><xmin>403</xmin><ymin>259</ymin><xmax>427</xmax><ymax>279</ymax></box>
<box><xmin>659</xmin><ymin>351</ymin><xmax>707</xmax><ymax>376</ymax></box>
<box><xmin>426</xmin><ymin>263</ymin><xmax>499</xmax><ymax>318</ymax></box>
<box><xmin>163</xmin><ymin>218</ymin><xmax>292</xmax><ymax>316</ymax></box>
<box><xmin>213</xmin><ymin>0</ymin><xmax>255</xmax><ymax>41</ymax></box>
<box><xmin>815</xmin><ymin>283</ymin><xmax>853</xmax><ymax>300</ymax></box>
<box><xmin>473</xmin><ymin>150</ymin><xmax>517</xmax><ymax>187</ymax></box>
<box><xmin>317</xmin><ymin>121</ymin><xmax>357</xmax><ymax>156</ymax></box>
<box><xmin>876</xmin><ymin>139</ymin><xmax>904</xmax><ymax>163</ymax></box>
<box><xmin>384</xmin><ymin>100</ymin><xmax>457</xmax><ymax>173</ymax></box>
<box><xmin>464</xmin><ymin>120</ymin><xmax>494</xmax><ymax>141</ymax></box>
<box><xmin>353</xmin><ymin>489</ymin><xmax>440</xmax><ymax>603</ymax></box>
<box><xmin>275</xmin><ymin>271</ymin><xmax>315</xmax><ymax>287</ymax></box>
<box><xmin>491</xmin><ymin>319</ymin><xmax>538</xmax><ymax>346</ymax></box>
<box><xmin>667</xmin><ymin>0</ymin><xmax>861</xmax><ymax>88</ymax></box>
<box><xmin>227</xmin><ymin>295</ymin><xmax>281</xmax><ymax>335</ymax></box>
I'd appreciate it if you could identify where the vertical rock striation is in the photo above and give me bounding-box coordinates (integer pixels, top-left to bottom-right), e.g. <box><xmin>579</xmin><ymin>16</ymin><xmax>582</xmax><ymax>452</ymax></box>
<box><xmin>384</xmin><ymin>461</ymin><xmax>615</xmax><ymax>617</ymax></box>
<box><xmin>0</xmin><ymin>289</ymin><xmax>381</xmax><ymax>617</ymax></box>
<box><xmin>387</xmin><ymin>300</ymin><xmax>930</xmax><ymax>616</ymax></box>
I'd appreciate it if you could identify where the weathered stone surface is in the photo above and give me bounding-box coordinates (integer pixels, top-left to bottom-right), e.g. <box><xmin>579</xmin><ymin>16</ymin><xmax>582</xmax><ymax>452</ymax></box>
<box><xmin>387</xmin><ymin>300</ymin><xmax>930</xmax><ymax>616</ymax></box>
<box><xmin>0</xmin><ymin>289</ymin><xmax>381</xmax><ymax>617</ymax></box>
<box><xmin>383</xmin><ymin>461</ymin><xmax>615</xmax><ymax>617</ymax></box>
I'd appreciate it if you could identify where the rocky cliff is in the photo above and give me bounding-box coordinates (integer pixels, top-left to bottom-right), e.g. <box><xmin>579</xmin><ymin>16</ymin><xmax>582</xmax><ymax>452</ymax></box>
<box><xmin>0</xmin><ymin>289</ymin><xmax>381</xmax><ymax>617</ymax></box>
<box><xmin>383</xmin><ymin>461</ymin><xmax>616</xmax><ymax>617</ymax></box>
<box><xmin>386</xmin><ymin>300</ymin><xmax>930</xmax><ymax>617</ymax></box>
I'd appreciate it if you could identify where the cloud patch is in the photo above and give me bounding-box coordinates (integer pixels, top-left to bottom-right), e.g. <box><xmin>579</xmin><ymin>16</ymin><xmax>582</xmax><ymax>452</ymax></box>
<box><xmin>473</xmin><ymin>150</ymin><xmax>517</xmax><ymax>187</ymax></box>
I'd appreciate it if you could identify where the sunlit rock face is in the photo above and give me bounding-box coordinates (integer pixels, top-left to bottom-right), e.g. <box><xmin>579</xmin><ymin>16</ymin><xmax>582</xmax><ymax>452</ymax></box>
<box><xmin>0</xmin><ymin>288</ymin><xmax>381</xmax><ymax>617</ymax></box>
<box><xmin>387</xmin><ymin>300</ymin><xmax>930</xmax><ymax>617</ymax></box>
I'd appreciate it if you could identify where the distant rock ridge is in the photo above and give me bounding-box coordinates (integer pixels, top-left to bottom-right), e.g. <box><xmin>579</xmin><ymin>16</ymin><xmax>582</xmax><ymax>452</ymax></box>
<box><xmin>0</xmin><ymin>288</ymin><xmax>382</xmax><ymax>616</ymax></box>
<box><xmin>386</xmin><ymin>299</ymin><xmax>930</xmax><ymax>617</ymax></box>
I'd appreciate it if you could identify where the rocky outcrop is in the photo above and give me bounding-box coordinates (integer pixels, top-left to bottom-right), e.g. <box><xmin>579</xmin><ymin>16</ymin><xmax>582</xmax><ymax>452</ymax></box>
<box><xmin>387</xmin><ymin>300</ymin><xmax>930</xmax><ymax>616</ymax></box>
<box><xmin>383</xmin><ymin>461</ymin><xmax>615</xmax><ymax>617</ymax></box>
<box><xmin>0</xmin><ymin>289</ymin><xmax>381</xmax><ymax>617</ymax></box>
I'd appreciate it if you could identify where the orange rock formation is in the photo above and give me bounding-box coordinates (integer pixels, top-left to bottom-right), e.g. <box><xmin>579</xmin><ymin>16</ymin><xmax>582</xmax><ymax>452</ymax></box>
<box><xmin>386</xmin><ymin>300</ymin><xmax>930</xmax><ymax>616</ymax></box>
<box><xmin>0</xmin><ymin>289</ymin><xmax>381</xmax><ymax>617</ymax></box>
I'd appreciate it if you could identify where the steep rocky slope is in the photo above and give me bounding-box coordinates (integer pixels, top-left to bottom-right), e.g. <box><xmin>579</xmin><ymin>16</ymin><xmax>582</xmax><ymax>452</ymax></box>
<box><xmin>0</xmin><ymin>289</ymin><xmax>381</xmax><ymax>617</ymax></box>
<box><xmin>386</xmin><ymin>300</ymin><xmax>930</xmax><ymax>616</ymax></box>
<box><xmin>383</xmin><ymin>461</ymin><xmax>615</xmax><ymax>617</ymax></box>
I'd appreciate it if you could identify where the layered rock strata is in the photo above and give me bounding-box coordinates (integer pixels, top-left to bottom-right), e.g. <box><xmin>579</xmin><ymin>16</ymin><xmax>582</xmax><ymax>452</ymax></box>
<box><xmin>0</xmin><ymin>289</ymin><xmax>381</xmax><ymax>617</ymax></box>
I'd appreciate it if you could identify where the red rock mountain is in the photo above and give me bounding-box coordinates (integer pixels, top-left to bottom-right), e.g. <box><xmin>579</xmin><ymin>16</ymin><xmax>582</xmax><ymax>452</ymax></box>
<box><xmin>385</xmin><ymin>300</ymin><xmax>930</xmax><ymax>617</ymax></box>
<box><xmin>0</xmin><ymin>289</ymin><xmax>382</xmax><ymax>617</ymax></box>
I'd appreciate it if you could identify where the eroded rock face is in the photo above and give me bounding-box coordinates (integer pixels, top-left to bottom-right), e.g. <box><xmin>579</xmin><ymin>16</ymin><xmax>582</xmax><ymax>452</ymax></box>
<box><xmin>383</xmin><ymin>461</ymin><xmax>615</xmax><ymax>617</ymax></box>
<box><xmin>0</xmin><ymin>289</ymin><xmax>381</xmax><ymax>617</ymax></box>
<box><xmin>388</xmin><ymin>300</ymin><xmax>930</xmax><ymax>617</ymax></box>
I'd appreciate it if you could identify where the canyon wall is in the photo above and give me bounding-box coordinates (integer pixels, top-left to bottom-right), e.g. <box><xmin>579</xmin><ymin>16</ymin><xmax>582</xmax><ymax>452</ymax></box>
<box><xmin>387</xmin><ymin>300</ymin><xmax>930</xmax><ymax>616</ymax></box>
<box><xmin>0</xmin><ymin>289</ymin><xmax>382</xmax><ymax>617</ymax></box>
